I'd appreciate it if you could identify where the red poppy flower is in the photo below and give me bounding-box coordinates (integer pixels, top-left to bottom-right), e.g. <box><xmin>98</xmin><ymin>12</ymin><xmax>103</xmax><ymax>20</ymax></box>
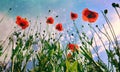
<box><xmin>71</xmin><ymin>12</ymin><xmax>78</xmax><ymax>20</ymax></box>
<box><xmin>55</xmin><ymin>23</ymin><xmax>63</xmax><ymax>31</ymax></box>
<box><xmin>46</xmin><ymin>16</ymin><xmax>54</xmax><ymax>24</ymax></box>
<box><xmin>82</xmin><ymin>8</ymin><xmax>98</xmax><ymax>23</ymax></box>
<box><xmin>67</xmin><ymin>52</ymin><xmax>72</xmax><ymax>58</ymax></box>
<box><xmin>68</xmin><ymin>43</ymin><xmax>79</xmax><ymax>52</ymax></box>
<box><xmin>16</xmin><ymin>16</ymin><xmax>29</xmax><ymax>29</ymax></box>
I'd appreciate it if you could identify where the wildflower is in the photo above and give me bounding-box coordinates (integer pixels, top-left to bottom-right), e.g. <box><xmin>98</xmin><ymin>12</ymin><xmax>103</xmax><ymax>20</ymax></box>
<box><xmin>67</xmin><ymin>52</ymin><xmax>72</xmax><ymax>58</ymax></box>
<box><xmin>46</xmin><ymin>16</ymin><xmax>54</xmax><ymax>24</ymax></box>
<box><xmin>71</xmin><ymin>12</ymin><xmax>78</xmax><ymax>20</ymax></box>
<box><xmin>82</xmin><ymin>8</ymin><xmax>98</xmax><ymax>23</ymax></box>
<box><xmin>68</xmin><ymin>43</ymin><xmax>79</xmax><ymax>52</ymax></box>
<box><xmin>16</xmin><ymin>16</ymin><xmax>29</xmax><ymax>29</ymax></box>
<box><xmin>55</xmin><ymin>23</ymin><xmax>63</xmax><ymax>31</ymax></box>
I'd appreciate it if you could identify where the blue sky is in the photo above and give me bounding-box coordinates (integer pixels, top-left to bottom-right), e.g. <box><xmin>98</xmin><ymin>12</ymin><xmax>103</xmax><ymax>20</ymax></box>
<box><xmin>0</xmin><ymin>0</ymin><xmax>119</xmax><ymax>17</ymax></box>
<box><xmin>0</xmin><ymin>0</ymin><xmax>120</xmax><ymax>63</ymax></box>
<box><xmin>0</xmin><ymin>0</ymin><xmax>119</xmax><ymax>29</ymax></box>
<box><xmin>0</xmin><ymin>0</ymin><xmax>119</xmax><ymax>30</ymax></box>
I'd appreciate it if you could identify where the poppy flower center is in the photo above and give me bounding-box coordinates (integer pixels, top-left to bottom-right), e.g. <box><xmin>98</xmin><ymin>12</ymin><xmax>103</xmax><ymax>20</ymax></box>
<box><xmin>47</xmin><ymin>20</ymin><xmax>51</xmax><ymax>23</ymax></box>
<box><xmin>57</xmin><ymin>26</ymin><xmax>60</xmax><ymax>29</ymax></box>
<box><xmin>87</xmin><ymin>12</ymin><xmax>96</xmax><ymax>18</ymax></box>
<box><xmin>56</xmin><ymin>26</ymin><xmax>61</xmax><ymax>30</ymax></box>
<box><xmin>71</xmin><ymin>14</ymin><xmax>75</xmax><ymax>17</ymax></box>
<box><xmin>87</xmin><ymin>14</ymin><xmax>93</xmax><ymax>18</ymax></box>
<box><xmin>20</xmin><ymin>23</ymin><xmax>25</xmax><ymax>26</ymax></box>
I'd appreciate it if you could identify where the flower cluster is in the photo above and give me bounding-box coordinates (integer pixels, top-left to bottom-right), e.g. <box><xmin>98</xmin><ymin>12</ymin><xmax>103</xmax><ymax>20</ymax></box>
<box><xmin>15</xmin><ymin>8</ymin><xmax>98</xmax><ymax>30</ymax></box>
<box><xmin>46</xmin><ymin>16</ymin><xmax>64</xmax><ymax>32</ymax></box>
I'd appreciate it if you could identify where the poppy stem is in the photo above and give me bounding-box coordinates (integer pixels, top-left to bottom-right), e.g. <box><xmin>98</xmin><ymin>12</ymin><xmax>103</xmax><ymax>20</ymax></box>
<box><xmin>89</xmin><ymin>27</ymin><xmax>103</xmax><ymax>62</ymax></box>
<box><xmin>101</xmin><ymin>11</ymin><xmax>118</xmax><ymax>47</ymax></box>
<box><xmin>96</xmin><ymin>25</ymin><xmax>116</xmax><ymax>69</ymax></box>
<box><xmin>114</xmin><ymin>7</ymin><xmax>120</xmax><ymax>20</ymax></box>
<box><xmin>0</xmin><ymin>8</ymin><xmax>12</xmax><ymax>24</ymax></box>
<box><xmin>54</xmin><ymin>34</ymin><xmax>62</xmax><ymax>44</ymax></box>
<box><xmin>101</xmin><ymin>11</ymin><xmax>120</xmax><ymax>63</ymax></box>
<box><xmin>72</xmin><ymin>20</ymin><xmax>82</xmax><ymax>41</ymax></box>
<box><xmin>0</xmin><ymin>28</ymin><xmax>14</xmax><ymax>46</ymax></box>
<box><xmin>97</xmin><ymin>25</ymin><xmax>115</xmax><ymax>50</ymax></box>
<box><xmin>0</xmin><ymin>16</ymin><xmax>5</xmax><ymax>24</ymax></box>
<box><xmin>88</xmin><ymin>24</ymin><xmax>116</xmax><ymax>71</ymax></box>
<box><xmin>73</xmin><ymin>21</ymin><xmax>104</xmax><ymax>66</ymax></box>
<box><xmin>47</xmin><ymin>24</ymin><xmax>51</xmax><ymax>39</ymax></box>
<box><xmin>0</xmin><ymin>27</ymin><xmax>13</xmax><ymax>48</ymax></box>
<box><xmin>88</xmin><ymin>24</ymin><xmax>107</xmax><ymax>50</ymax></box>
<box><xmin>11</xmin><ymin>36</ymin><xmax>15</xmax><ymax>72</ymax></box>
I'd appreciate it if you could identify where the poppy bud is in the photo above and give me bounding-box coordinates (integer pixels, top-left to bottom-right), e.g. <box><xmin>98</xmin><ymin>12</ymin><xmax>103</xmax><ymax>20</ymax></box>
<box><xmin>116</xmin><ymin>4</ymin><xmax>119</xmax><ymax>7</ymax></box>
<box><xmin>112</xmin><ymin>3</ymin><xmax>116</xmax><ymax>7</ymax></box>
<box><xmin>104</xmin><ymin>9</ymin><xmax>108</xmax><ymax>14</ymax></box>
<box><xmin>96</xmin><ymin>25</ymin><xmax>98</xmax><ymax>27</ymax></box>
